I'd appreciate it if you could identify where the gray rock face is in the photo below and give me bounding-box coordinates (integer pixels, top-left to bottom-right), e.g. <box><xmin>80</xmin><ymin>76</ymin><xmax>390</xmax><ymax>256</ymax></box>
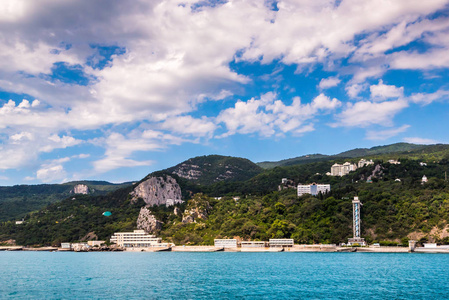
<box><xmin>130</xmin><ymin>175</ymin><xmax>183</xmax><ymax>207</ymax></box>
<box><xmin>136</xmin><ymin>207</ymin><xmax>163</xmax><ymax>234</ymax></box>
<box><xmin>171</xmin><ymin>163</ymin><xmax>202</xmax><ymax>180</ymax></box>
<box><xmin>71</xmin><ymin>184</ymin><xmax>90</xmax><ymax>194</ymax></box>
<box><xmin>182</xmin><ymin>196</ymin><xmax>211</xmax><ymax>224</ymax></box>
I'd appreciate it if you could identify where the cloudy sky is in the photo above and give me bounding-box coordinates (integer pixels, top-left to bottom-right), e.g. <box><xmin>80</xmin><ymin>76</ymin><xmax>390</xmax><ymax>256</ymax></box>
<box><xmin>1</xmin><ymin>0</ymin><xmax>449</xmax><ymax>185</ymax></box>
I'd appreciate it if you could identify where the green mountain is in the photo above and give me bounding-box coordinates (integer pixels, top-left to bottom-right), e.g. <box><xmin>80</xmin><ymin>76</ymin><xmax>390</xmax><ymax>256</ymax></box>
<box><xmin>3</xmin><ymin>143</ymin><xmax>449</xmax><ymax>246</ymax></box>
<box><xmin>0</xmin><ymin>181</ymin><xmax>132</xmax><ymax>222</ymax></box>
<box><xmin>257</xmin><ymin>143</ymin><xmax>436</xmax><ymax>169</ymax></box>
<box><xmin>164</xmin><ymin>155</ymin><xmax>263</xmax><ymax>185</ymax></box>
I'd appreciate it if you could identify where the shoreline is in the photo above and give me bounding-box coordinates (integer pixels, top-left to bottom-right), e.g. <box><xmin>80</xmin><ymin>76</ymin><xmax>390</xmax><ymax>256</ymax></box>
<box><xmin>3</xmin><ymin>245</ymin><xmax>448</xmax><ymax>253</ymax></box>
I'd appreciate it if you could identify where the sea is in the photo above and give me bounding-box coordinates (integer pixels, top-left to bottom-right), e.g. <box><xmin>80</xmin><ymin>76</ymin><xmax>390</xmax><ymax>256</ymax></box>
<box><xmin>1</xmin><ymin>252</ymin><xmax>448</xmax><ymax>299</ymax></box>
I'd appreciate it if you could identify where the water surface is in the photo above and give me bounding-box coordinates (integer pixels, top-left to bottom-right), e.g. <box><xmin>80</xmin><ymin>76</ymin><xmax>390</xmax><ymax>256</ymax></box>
<box><xmin>0</xmin><ymin>252</ymin><xmax>448</xmax><ymax>299</ymax></box>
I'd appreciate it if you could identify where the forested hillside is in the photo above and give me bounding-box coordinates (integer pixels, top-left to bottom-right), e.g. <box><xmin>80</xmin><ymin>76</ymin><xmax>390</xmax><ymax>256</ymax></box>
<box><xmin>2</xmin><ymin>156</ymin><xmax>449</xmax><ymax>246</ymax></box>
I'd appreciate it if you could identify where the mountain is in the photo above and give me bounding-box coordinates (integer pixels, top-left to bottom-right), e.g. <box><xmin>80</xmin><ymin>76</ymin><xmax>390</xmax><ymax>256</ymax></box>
<box><xmin>0</xmin><ymin>181</ymin><xmax>132</xmax><ymax>222</ymax></box>
<box><xmin>164</xmin><ymin>155</ymin><xmax>263</xmax><ymax>185</ymax></box>
<box><xmin>257</xmin><ymin>143</ymin><xmax>442</xmax><ymax>169</ymax></box>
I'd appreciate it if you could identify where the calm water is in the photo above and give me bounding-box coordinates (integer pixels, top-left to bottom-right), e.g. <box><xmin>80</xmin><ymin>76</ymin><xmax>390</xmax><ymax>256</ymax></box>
<box><xmin>0</xmin><ymin>252</ymin><xmax>448</xmax><ymax>299</ymax></box>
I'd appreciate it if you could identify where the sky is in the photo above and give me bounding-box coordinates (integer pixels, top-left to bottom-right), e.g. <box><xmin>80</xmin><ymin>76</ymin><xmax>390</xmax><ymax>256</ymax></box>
<box><xmin>1</xmin><ymin>0</ymin><xmax>449</xmax><ymax>185</ymax></box>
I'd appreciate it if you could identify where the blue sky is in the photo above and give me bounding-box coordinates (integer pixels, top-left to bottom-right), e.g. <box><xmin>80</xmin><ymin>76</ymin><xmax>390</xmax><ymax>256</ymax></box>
<box><xmin>1</xmin><ymin>0</ymin><xmax>449</xmax><ymax>185</ymax></box>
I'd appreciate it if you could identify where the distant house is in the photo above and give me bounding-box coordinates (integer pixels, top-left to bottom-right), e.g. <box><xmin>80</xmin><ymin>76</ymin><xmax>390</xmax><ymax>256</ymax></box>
<box><xmin>269</xmin><ymin>239</ymin><xmax>294</xmax><ymax>247</ymax></box>
<box><xmin>388</xmin><ymin>159</ymin><xmax>401</xmax><ymax>165</ymax></box>
<box><xmin>420</xmin><ymin>162</ymin><xmax>427</xmax><ymax>166</ymax></box>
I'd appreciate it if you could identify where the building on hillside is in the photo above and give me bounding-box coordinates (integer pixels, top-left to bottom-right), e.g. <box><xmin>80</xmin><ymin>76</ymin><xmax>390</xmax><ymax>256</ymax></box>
<box><xmin>420</xmin><ymin>162</ymin><xmax>427</xmax><ymax>166</ymax></box>
<box><xmin>110</xmin><ymin>230</ymin><xmax>168</xmax><ymax>248</ymax></box>
<box><xmin>358</xmin><ymin>159</ymin><xmax>374</xmax><ymax>168</ymax></box>
<box><xmin>422</xmin><ymin>175</ymin><xmax>428</xmax><ymax>184</ymax></box>
<box><xmin>269</xmin><ymin>239</ymin><xmax>294</xmax><ymax>247</ymax></box>
<box><xmin>214</xmin><ymin>239</ymin><xmax>238</xmax><ymax>248</ymax></box>
<box><xmin>87</xmin><ymin>241</ymin><xmax>105</xmax><ymax>247</ymax></box>
<box><xmin>279</xmin><ymin>178</ymin><xmax>296</xmax><ymax>191</ymax></box>
<box><xmin>297</xmin><ymin>183</ymin><xmax>330</xmax><ymax>196</ymax></box>
<box><xmin>330</xmin><ymin>162</ymin><xmax>357</xmax><ymax>176</ymax></box>
<box><xmin>388</xmin><ymin>159</ymin><xmax>401</xmax><ymax>165</ymax></box>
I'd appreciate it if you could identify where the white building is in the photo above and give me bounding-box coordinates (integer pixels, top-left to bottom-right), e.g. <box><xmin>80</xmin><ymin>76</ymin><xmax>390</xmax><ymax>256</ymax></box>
<box><xmin>110</xmin><ymin>230</ymin><xmax>168</xmax><ymax>248</ymax></box>
<box><xmin>330</xmin><ymin>162</ymin><xmax>357</xmax><ymax>176</ymax></box>
<box><xmin>88</xmin><ymin>241</ymin><xmax>105</xmax><ymax>247</ymax></box>
<box><xmin>214</xmin><ymin>239</ymin><xmax>238</xmax><ymax>248</ymax></box>
<box><xmin>388</xmin><ymin>159</ymin><xmax>401</xmax><ymax>165</ymax></box>
<box><xmin>358</xmin><ymin>159</ymin><xmax>374</xmax><ymax>168</ymax></box>
<box><xmin>297</xmin><ymin>183</ymin><xmax>331</xmax><ymax>196</ymax></box>
<box><xmin>269</xmin><ymin>239</ymin><xmax>294</xmax><ymax>247</ymax></box>
<box><xmin>422</xmin><ymin>175</ymin><xmax>428</xmax><ymax>184</ymax></box>
<box><xmin>241</xmin><ymin>241</ymin><xmax>267</xmax><ymax>248</ymax></box>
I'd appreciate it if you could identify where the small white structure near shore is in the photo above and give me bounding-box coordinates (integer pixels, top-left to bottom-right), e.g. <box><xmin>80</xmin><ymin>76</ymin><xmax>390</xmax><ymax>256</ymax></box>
<box><xmin>241</xmin><ymin>241</ymin><xmax>267</xmax><ymax>248</ymax></box>
<box><xmin>269</xmin><ymin>239</ymin><xmax>294</xmax><ymax>247</ymax></box>
<box><xmin>214</xmin><ymin>239</ymin><xmax>238</xmax><ymax>248</ymax></box>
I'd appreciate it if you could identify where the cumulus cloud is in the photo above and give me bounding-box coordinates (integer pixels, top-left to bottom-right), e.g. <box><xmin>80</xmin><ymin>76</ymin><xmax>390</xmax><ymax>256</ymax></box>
<box><xmin>409</xmin><ymin>89</ymin><xmax>449</xmax><ymax>105</ymax></box>
<box><xmin>217</xmin><ymin>92</ymin><xmax>341</xmax><ymax>137</ymax></box>
<box><xmin>370</xmin><ymin>80</ymin><xmax>404</xmax><ymax>101</ymax></box>
<box><xmin>36</xmin><ymin>164</ymin><xmax>67</xmax><ymax>183</ymax></box>
<box><xmin>319</xmin><ymin>77</ymin><xmax>341</xmax><ymax>89</ymax></box>
<box><xmin>333</xmin><ymin>99</ymin><xmax>409</xmax><ymax>128</ymax></box>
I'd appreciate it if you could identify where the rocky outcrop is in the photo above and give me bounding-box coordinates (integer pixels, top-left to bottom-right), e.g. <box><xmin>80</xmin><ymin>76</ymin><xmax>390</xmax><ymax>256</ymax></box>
<box><xmin>71</xmin><ymin>184</ymin><xmax>90</xmax><ymax>194</ymax></box>
<box><xmin>137</xmin><ymin>207</ymin><xmax>163</xmax><ymax>234</ymax></box>
<box><xmin>80</xmin><ymin>231</ymin><xmax>98</xmax><ymax>241</ymax></box>
<box><xmin>130</xmin><ymin>175</ymin><xmax>183</xmax><ymax>207</ymax></box>
<box><xmin>182</xmin><ymin>194</ymin><xmax>212</xmax><ymax>224</ymax></box>
<box><xmin>171</xmin><ymin>163</ymin><xmax>202</xmax><ymax>180</ymax></box>
<box><xmin>174</xmin><ymin>207</ymin><xmax>182</xmax><ymax>217</ymax></box>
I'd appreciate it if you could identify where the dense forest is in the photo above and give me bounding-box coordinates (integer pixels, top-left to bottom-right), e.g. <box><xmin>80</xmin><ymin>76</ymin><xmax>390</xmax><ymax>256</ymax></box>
<box><xmin>1</xmin><ymin>154</ymin><xmax>449</xmax><ymax>247</ymax></box>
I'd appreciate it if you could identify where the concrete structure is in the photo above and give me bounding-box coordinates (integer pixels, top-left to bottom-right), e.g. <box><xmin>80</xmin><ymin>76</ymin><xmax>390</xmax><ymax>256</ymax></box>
<box><xmin>241</xmin><ymin>241</ymin><xmax>267</xmax><ymax>248</ymax></box>
<box><xmin>347</xmin><ymin>196</ymin><xmax>366</xmax><ymax>246</ymax></box>
<box><xmin>358</xmin><ymin>159</ymin><xmax>374</xmax><ymax>168</ymax></box>
<box><xmin>110</xmin><ymin>230</ymin><xmax>168</xmax><ymax>248</ymax></box>
<box><xmin>388</xmin><ymin>160</ymin><xmax>401</xmax><ymax>165</ymax></box>
<box><xmin>87</xmin><ymin>241</ymin><xmax>105</xmax><ymax>247</ymax></box>
<box><xmin>297</xmin><ymin>183</ymin><xmax>330</xmax><ymax>196</ymax></box>
<box><xmin>269</xmin><ymin>239</ymin><xmax>294</xmax><ymax>247</ymax></box>
<box><xmin>61</xmin><ymin>243</ymin><xmax>71</xmax><ymax>249</ymax></box>
<box><xmin>214</xmin><ymin>239</ymin><xmax>238</xmax><ymax>248</ymax></box>
<box><xmin>330</xmin><ymin>162</ymin><xmax>357</xmax><ymax>176</ymax></box>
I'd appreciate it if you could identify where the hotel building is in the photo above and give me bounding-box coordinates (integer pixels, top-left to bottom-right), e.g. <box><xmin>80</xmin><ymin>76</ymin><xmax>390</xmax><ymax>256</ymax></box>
<box><xmin>297</xmin><ymin>183</ymin><xmax>331</xmax><ymax>196</ymax></box>
<box><xmin>110</xmin><ymin>230</ymin><xmax>168</xmax><ymax>248</ymax></box>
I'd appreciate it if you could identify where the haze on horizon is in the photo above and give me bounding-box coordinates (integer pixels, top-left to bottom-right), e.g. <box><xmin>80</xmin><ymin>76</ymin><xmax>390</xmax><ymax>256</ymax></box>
<box><xmin>1</xmin><ymin>0</ymin><xmax>449</xmax><ymax>185</ymax></box>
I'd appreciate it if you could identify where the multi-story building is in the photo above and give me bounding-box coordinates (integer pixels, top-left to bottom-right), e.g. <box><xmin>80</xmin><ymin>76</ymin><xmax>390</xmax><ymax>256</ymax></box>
<box><xmin>110</xmin><ymin>230</ymin><xmax>168</xmax><ymax>248</ymax></box>
<box><xmin>330</xmin><ymin>162</ymin><xmax>357</xmax><ymax>176</ymax></box>
<box><xmin>297</xmin><ymin>183</ymin><xmax>331</xmax><ymax>196</ymax></box>
<box><xmin>358</xmin><ymin>159</ymin><xmax>374</xmax><ymax>168</ymax></box>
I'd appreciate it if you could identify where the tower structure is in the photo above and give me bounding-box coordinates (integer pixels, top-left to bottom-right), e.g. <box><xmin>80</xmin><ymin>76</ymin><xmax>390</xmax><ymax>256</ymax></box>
<box><xmin>347</xmin><ymin>196</ymin><xmax>366</xmax><ymax>246</ymax></box>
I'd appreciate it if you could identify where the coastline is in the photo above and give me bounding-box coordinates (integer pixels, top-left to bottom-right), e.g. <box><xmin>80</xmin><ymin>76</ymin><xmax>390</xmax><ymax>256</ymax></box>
<box><xmin>3</xmin><ymin>245</ymin><xmax>449</xmax><ymax>253</ymax></box>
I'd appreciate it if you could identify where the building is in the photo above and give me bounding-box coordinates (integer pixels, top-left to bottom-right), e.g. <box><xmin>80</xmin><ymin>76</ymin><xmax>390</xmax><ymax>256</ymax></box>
<box><xmin>422</xmin><ymin>175</ymin><xmax>428</xmax><ymax>184</ymax></box>
<box><xmin>214</xmin><ymin>239</ymin><xmax>238</xmax><ymax>248</ymax></box>
<box><xmin>241</xmin><ymin>241</ymin><xmax>267</xmax><ymax>248</ymax></box>
<box><xmin>110</xmin><ymin>230</ymin><xmax>168</xmax><ymax>248</ymax></box>
<box><xmin>388</xmin><ymin>159</ymin><xmax>401</xmax><ymax>165</ymax></box>
<box><xmin>297</xmin><ymin>183</ymin><xmax>330</xmax><ymax>196</ymax></box>
<box><xmin>87</xmin><ymin>241</ymin><xmax>105</xmax><ymax>247</ymax></box>
<box><xmin>61</xmin><ymin>243</ymin><xmax>71</xmax><ymax>249</ymax></box>
<box><xmin>166</xmin><ymin>199</ymin><xmax>184</xmax><ymax>206</ymax></box>
<box><xmin>358</xmin><ymin>159</ymin><xmax>374</xmax><ymax>168</ymax></box>
<box><xmin>269</xmin><ymin>239</ymin><xmax>294</xmax><ymax>247</ymax></box>
<box><xmin>347</xmin><ymin>196</ymin><xmax>366</xmax><ymax>246</ymax></box>
<box><xmin>330</xmin><ymin>162</ymin><xmax>357</xmax><ymax>176</ymax></box>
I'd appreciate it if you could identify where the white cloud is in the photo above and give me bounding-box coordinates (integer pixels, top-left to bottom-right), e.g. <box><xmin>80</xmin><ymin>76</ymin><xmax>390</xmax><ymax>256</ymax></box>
<box><xmin>409</xmin><ymin>90</ymin><xmax>449</xmax><ymax>105</ymax></box>
<box><xmin>370</xmin><ymin>80</ymin><xmax>404</xmax><ymax>101</ymax></box>
<box><xmin>36</xmin><ymin>164</ymin><xmax>66</xmax><ymax>183</ymax></box>
<box><xmin>217</xmin><ymin>92</ymin><xmax>341</xmax><ymax>137</ymax></box>
<box><xmin>346</xmin><ymin>84</ymin><xmax>368</xmax><ymax>99</ymax></box>
<box><xmin>365</xmin><ymin>125</ymin><xmax>410</xmax><ymax>140</ymax></box>
<box><xmin>403</xmin><ymin>137</ymin><xmax>438</xmax><ymax>144</ymax></box>
<box><xmin>333</xmin><ymin>99</ymin><xmax>408</xmax><ymax>128</ymax></box>
<box><xmin>319</xmin><ymin>77</ymin><xmax>341</xmax><ymax>89</ymax></box>
<box><xmin>160</xmin><ymin>116</ymin><xmax>216</xmax><ymax>137</ymax></box>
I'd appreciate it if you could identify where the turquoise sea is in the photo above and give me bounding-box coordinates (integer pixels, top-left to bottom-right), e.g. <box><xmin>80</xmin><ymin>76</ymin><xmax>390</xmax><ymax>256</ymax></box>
<box><xmin>0</xmin><ymin>252</ymin><xmax>448</xmax><ymax>299</ymax></box>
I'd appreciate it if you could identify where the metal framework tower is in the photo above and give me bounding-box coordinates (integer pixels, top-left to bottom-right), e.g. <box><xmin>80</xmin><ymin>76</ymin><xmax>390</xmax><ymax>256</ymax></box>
<box><xmin>347</xmin><ymin>196</ymin><xmax>366</xmax><ymax>246</ymax></box>
<box><xmin>353</xmin><ymin>196</ymin><xmax>361</xmax><ymax>238</ymax></box>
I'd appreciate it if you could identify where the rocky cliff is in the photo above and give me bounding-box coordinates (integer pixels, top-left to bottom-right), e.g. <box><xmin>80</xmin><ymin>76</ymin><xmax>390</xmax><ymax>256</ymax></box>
<box><xmin>130</xmin><ymin>175</ymin><xmax>183</xmax><ymax>206</ymax></box>
<box><xmin>136</xmin><ymin>207</ymin><xmax>163</xmax><ymax>234</ymax></box>
<box><xmin>71</xmin><ymin>184</ymin><xmax>90</xmax><ymax>194</ymax></box>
